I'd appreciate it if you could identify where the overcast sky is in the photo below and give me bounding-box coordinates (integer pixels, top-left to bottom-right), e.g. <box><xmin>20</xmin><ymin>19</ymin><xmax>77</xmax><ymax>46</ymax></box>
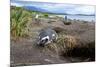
<box><xmin>11</xmin><ymin>0</ymin><xmax>95</xmax><ymax>15</ymax></box>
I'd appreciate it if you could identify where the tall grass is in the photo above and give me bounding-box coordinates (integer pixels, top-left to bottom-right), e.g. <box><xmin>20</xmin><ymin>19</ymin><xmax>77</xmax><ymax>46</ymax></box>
<box><xmin>10</xmin><ymin>6</ymin><xmax>33</xmax><ymax>37</ymax></box>
<box><xmin>43</xmin><ymin>35</ymin><xmax>77</xmax><ymax>56</ymax></box>
<box><xmin>44</xmin><ymin>34</ymin><xmax>95</xmax><ymax>60</ymax></box>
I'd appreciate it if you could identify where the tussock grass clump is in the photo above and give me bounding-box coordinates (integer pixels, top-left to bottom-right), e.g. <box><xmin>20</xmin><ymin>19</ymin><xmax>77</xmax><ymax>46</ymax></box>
<box><xmin>44</xmin><ymin>35</ymin><xmax>78</xmax><ymax>56</ymax></box>
<box><xmin>44</xmin><ymin>34</ymin><xmax>95</xmax><ymax>60</ymax></box>
<box><xmin>11</xmin><ymin>6</ymin><xmax>32</xmax><ymax>38</ymax></box>
<box><xmin>42</xmin><ymin>34</ymin><xmax>95</xmax><ymax>61</ymax></box>
<box><xmin>57</xmin><ymin>35</ymin><xmax>77</xmax><ymax>49</ymax></box>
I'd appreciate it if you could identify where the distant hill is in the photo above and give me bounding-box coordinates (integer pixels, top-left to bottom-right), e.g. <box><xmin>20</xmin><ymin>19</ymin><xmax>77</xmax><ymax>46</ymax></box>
<box><xmin>74</xmin><ymin>14</ymin><xmax>95</xmax><ymax>16</ymax></box>
<box><xmin>11</xmin><ymin>6</ymin><xmax>95</xmax><ymax>16</ymax></box>
<box><xmin>23</xmin><ymin>6</ymin><xmax>49</xmax><ymax>13</ymax></box>
<box><xmin>23</xmin><ymin>6</ymin><xmax>95</xmax><ymax>16</ymax></box>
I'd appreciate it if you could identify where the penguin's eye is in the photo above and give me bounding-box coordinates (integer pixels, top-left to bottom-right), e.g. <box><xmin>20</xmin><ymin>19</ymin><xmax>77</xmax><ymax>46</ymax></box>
<box><xmin>45</xmin><ymin>38</ymin><xmax>48</xmax><ymax>42</ymax></box>
<box><xmin>41</xmin><ymin>40</ymin><xmax>44</xmax><ymax>42</ymax></box>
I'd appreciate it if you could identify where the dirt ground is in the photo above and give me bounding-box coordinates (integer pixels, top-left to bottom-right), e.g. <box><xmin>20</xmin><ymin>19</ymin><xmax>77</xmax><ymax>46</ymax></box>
<box><xmin>10</xmin><ymin>19</ymin><xmax>95</xmax><ymax>66</ymax></box>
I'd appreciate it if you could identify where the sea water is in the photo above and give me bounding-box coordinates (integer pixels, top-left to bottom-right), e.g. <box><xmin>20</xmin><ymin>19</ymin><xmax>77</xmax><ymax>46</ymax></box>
<box><xmin>65</xmin><ymin>15</ymin><xmax>95</xmax><ymax>22</ymax></box>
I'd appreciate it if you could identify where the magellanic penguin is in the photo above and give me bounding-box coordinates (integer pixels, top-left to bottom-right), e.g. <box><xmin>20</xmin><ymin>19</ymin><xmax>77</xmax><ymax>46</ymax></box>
<box><xmin>37</xmin><ymin>28</ymin><xmax>58</xmax><ymax>47</ymax></box>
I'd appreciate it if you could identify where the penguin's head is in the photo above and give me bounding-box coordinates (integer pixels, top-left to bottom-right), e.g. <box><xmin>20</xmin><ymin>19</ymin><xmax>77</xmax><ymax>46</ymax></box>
<box><xmin>37</xmin><ymin>36</ymin><xmax>50</xmax><ymax>47</ymax></box>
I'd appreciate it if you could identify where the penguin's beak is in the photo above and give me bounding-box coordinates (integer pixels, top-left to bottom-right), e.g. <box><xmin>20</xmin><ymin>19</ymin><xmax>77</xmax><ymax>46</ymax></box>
<box><xmin>39</xmin><ymin>43</ymin><xmax>45</xmax><ymax>47</ymax></box>
<box><xmin>37</xmin><ymin>40</ymin><xmax>45</xmax><ymax>47</ymax></box>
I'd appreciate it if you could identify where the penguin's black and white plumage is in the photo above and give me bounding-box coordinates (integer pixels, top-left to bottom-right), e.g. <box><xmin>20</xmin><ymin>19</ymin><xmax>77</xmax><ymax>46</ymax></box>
<box><xmin>37</xmin><ymin>28</ymin><xmax>58</xmax><ymax>47</ymax></box>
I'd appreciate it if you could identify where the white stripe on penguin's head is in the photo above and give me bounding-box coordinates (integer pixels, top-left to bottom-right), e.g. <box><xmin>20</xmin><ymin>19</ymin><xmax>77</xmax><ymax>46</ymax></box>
<box><xmin>41</xmin><ymin>36</ymin><xmax>49</xmax><ymax>41</ymax></box>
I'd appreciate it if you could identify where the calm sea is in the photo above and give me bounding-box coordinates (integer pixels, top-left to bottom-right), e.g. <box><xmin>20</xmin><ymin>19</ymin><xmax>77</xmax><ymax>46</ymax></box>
<box><xmin>58</xmin><ymin>15</ymin><xmax>95</xmax><ymax>22</ymax></box>
<box><xmin>66</xmin><ymin>15</ymin><xmax>95</xmax><ymax>22</ymax></box>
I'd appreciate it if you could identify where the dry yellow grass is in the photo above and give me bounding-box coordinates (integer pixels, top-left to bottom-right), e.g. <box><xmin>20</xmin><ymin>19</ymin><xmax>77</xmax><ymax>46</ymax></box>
<box><xmin>43</xmin><ymin>35</ymin><xmax>78</xmax><ymax>56</ymax></box>
<box><xmin>57</xmin><ymin>35</ymin><xmax>77</xmax><ymax>48</ymax></box>
<box><xmin>43</xmin><ymin>34</ymin><xmax>95</xmax><ymax>59</ymax></box>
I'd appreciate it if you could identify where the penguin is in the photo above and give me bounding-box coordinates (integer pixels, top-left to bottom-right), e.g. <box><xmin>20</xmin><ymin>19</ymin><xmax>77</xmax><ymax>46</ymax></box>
<box><xmin>37</xmin><ymin>28</ymin><xmax>58</xmax><ymax>47</ymax></box>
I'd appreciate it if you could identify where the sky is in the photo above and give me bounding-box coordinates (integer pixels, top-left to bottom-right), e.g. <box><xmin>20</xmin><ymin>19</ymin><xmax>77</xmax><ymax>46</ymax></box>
<box><xmin>11</xmin><ymin>0</ymin><xmax>95</xmax><ymax>15</ymax></box>
<box><xmin>11</xmin><ymin>0</ymin><xmax>96</xmax><ymax>5</ymax></box>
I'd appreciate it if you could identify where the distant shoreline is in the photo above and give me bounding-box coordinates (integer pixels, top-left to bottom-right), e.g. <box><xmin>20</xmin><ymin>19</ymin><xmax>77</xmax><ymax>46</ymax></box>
<box><xmin>57</xmin><ymin>15</ymin><xmax>95</xmax><ymax>22</ymax></box>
